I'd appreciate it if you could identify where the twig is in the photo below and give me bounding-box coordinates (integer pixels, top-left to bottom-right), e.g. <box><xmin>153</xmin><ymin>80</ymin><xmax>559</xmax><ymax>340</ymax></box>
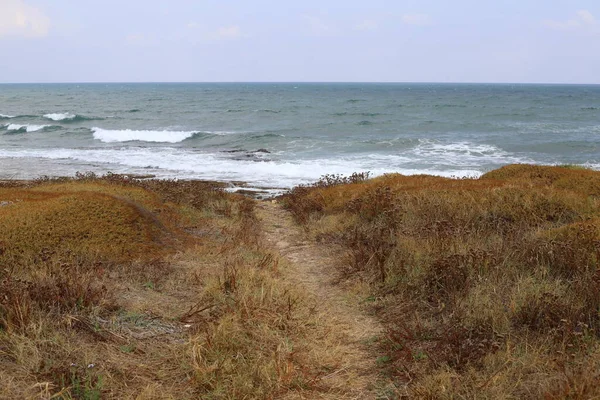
<box><xmin>180</xmin><ymin>303</ymin><xmax>217</xmax><ymax>322</ymax></box>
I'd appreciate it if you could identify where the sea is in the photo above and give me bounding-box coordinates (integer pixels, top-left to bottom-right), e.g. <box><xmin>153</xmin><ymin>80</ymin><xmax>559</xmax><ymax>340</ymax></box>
<box><xmin>0</xmin><ymin>83</ymin><xmax>599</xmax><ymax>194</ymax></box>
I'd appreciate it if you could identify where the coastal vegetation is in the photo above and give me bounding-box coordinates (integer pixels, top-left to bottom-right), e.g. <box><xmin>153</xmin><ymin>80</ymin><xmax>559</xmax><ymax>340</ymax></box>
<box><xmin>283</xmin><ymin>164</ymin><xmax>600</xmax><ymax>398</ymax></box>
<box><xmin>3</xmin><ymin>164</ymin><xmax>600</xmax><ymax>398</ymax></box>
<box><xmin>0</xmin><ymin>174</ymin><xmax>334</xmax><ymax>399</ymax></box>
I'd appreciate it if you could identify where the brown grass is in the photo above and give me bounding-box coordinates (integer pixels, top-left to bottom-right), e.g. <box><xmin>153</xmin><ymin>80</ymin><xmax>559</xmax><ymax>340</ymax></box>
<box><xmin>282</xmin><ymin>164</ymin><xmax>600</xmax><ymax>398</ymax></box>
<box><xmin>0</xmin><ymin>174</ymin><xmax>329</xmax><ymax>399</ymax></box>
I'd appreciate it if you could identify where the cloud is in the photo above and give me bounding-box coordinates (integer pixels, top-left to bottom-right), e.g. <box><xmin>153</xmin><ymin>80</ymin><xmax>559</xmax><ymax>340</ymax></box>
<box><xmin>545</xmin><ymin>10</ymin><xmax>597</xmax><ymax>31</ymax></box>
<box><xmin>0</xmin><ymin>0</ymin><xmax>50</xmax><ymax>38</ymax></box>
<box><xmin>578</xmin><ymin>10</ymin><xmax>597</xmax><ymax>25</ymax></box>
<box><xmin>355</xmin><ymin>19</ymin><xmax>379</xmax><ymax>31</ymax></box>
<box><xmin>401</xmin><ymin>13</ymin><xmax>433</xmax><ymax>26</ymax></box>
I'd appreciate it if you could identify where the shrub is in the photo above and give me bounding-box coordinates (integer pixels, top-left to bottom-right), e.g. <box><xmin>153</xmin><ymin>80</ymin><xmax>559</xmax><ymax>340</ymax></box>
<box><xmin>283</xmin><ymin>164</ymin><xmax>600</xmax><ymax>396</ymax></box>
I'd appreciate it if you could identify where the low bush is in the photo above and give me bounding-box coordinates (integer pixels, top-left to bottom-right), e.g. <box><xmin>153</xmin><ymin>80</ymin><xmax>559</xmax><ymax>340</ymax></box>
<box><xmin>0</xmin><ymin>174</ymin><xmax>334</xmax><ymax>399</ymax></box>
<box><xmin>282</xmin><ymin>165</ymin><xmax>600</xmax><ymax>397</ymax></box>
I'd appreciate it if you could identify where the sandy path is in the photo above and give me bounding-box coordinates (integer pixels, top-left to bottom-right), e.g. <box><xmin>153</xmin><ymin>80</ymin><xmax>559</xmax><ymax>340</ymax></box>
<box><xmin>256</xmin><ymin>201</ymin><xmax>386</xmax><ymax>399</ymax></box>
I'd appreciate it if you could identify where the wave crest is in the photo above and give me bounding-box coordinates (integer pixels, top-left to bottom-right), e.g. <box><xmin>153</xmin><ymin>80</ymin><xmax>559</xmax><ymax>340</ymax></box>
<box><xmin>44</xmin><ymin>113</ymin><xmax>102</xmax><ymax>122</ymax></box>
<box><xmin>5</xmin><ymin>124</ymin><xmax>53</xmax><ymax>133</ymax></box>
<box><xmin>44</xmin><ymin>113</ymin><xmax>76</xmax><ymax>121</ymax></box>
<box><xmin>92</xmin><ymin>128</ymin><xmax>198</xmax><ymax>143</ymax></box>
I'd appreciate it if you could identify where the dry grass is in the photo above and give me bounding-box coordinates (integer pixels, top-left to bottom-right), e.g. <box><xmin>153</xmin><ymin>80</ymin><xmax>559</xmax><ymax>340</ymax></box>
<box><xmin>0</xmin><ymin>174</ymin><xmax>330</xmax><ymax>399</ymax></box>
<box><xmin>282</xmin><ymin>164</ymin><xmax>600</xmax><ymax>398</ymax></box>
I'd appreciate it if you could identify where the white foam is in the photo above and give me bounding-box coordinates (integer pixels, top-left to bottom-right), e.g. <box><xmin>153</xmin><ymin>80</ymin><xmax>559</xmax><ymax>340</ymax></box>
<box><xmin>0</xmin><ymin>147</ymin><xmax>484</xmax><ymax>188</ymax></box>
<box><xmin>413</xmin><ymin>140</ymin><xmax>531</xmax><ymax>165</ymax></box>
<box><xmin>0</xmin><ymin>114</ymin><xmax>15</xmax><ymax>119</ymax></box>
<box><xmin>6</xmin><ymin>124</ymin><xmax>50</xmax><ymax>132</ymax></box>
<box><xmin>44</xmin><ymin>113</ymin><xmax>76</xmax><ymax>121</ymax></box>
<box><xmin>577</xmin><ymin>163</ymin><xmax>600</xmax><ymax>171</ymax></box>
<box><xmin>92</xmin><ymin>128</ymin><xmax>197</xmax><ymax>143</ymax></box>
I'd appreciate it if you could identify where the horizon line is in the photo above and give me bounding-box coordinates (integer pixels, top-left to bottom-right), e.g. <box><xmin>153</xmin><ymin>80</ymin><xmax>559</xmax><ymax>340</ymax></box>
<box><xmin>1</xmin><ymin>81</ymin><xmax>600</xmax><ymax>86</ymax></box>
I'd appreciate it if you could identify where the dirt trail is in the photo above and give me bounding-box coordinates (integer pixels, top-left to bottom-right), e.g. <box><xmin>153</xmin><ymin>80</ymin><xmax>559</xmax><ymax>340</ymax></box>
<box><xmin>256</xmin><ymin>201</ymin><xmax>386</xmax><ymax>399</ymax></box>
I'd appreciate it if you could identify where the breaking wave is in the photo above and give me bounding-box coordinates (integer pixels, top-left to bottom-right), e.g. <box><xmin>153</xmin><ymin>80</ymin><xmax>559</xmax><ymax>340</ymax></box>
<box><xmin>413</xmin><ymin>140</ymin><xmax>530</xmax><ymax>166</ymax></box>
<box><xmin>0</xmin><ymin>147</ymin><xmax>478</xmax><ymax>188</ymax></box>
<box><xmin>92</xmin><ymin>128</ymin><xmax>198</xmax><ymax>143</ymax></box>
<box><xmin>5</xmin><ymin>124</ymin><xmax>54</xmax><ymax>133</ymax></box>
<box><xmin>44</xmin><ymin>113</ymin><xmax>103</xmax><ymax>122</ymax></box>
<box><xmin>91</xmin><ymin>128</ymin><xmax>251</xmax><ymax>143</ymax></box>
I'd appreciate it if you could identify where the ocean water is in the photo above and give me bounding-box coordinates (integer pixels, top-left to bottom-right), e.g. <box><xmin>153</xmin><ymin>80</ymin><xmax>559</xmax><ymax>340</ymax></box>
<box><xmin>0</xmin><ymin>83</ymin><xmax>599</xmax><ymax>192</ymax></box>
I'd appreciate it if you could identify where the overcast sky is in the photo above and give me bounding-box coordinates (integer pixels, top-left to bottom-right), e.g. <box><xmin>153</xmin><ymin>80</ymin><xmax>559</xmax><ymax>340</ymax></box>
<box><xmin>0</xmin><ymin>0</ymin><xmax>599</xmax><ymax>83</ymax></box>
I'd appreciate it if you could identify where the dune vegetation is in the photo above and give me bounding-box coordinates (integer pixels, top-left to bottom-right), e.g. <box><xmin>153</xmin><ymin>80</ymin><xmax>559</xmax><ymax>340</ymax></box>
<box><xmin>0</xmin><ymin>173</ymin><xmax>336</xmax><ymax>399</ymax></box>
<box><xmin>283</xmin><ymin>164</ymin><xmax>600</xmax><ymax>398</ymax></box>
<box><xmin>4</xmin><ymin>164</ymin><xmax>600</xmax><ymax>399</ymax></box>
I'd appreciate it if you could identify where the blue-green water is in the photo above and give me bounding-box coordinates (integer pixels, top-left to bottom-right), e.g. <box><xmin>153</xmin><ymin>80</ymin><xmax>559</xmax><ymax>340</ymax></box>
<box><xmin>1</xmin><ymin>83</ymin><xmax>599</xmax><ymax>191</ymax></box>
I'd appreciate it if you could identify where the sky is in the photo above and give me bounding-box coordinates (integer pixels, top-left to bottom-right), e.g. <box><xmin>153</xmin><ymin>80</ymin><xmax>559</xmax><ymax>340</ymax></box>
<box><xmin>0</xmin><ymin>0</ymin><xmax>599</xmax><ymax>83</ymax></box>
